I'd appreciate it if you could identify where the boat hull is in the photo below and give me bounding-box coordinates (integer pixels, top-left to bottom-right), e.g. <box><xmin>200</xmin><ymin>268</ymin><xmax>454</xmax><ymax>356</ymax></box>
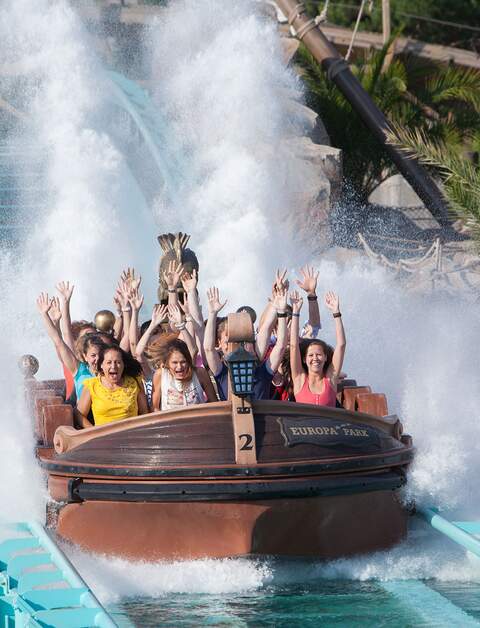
<box><xmin>52</xmin><ymin>489</ymin><xmax>407</xmax><ymax>561</ymax></box>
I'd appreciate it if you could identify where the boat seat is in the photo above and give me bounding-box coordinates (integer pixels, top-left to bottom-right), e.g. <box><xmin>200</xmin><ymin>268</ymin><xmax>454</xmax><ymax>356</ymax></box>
<box><xmin>336</xmin><ymin>379</ymin><xmax>357</xmax><ymax>404</ymax></box>
<box><xmin>41</xmin><ymin>404</ymin><xmax>74</xmax><ymax>447</ymax></box>
<box><xmin>342</xmin><ymin>386</ymin><xmax>372</xmax><ymax>411</ymax></box>
<box><xmin>34</xmin><ymin>396</ymin><xmax>64</xmax><ymax>443</ymax></box>
<box><xmin>356</xmin><ymin>392</ymin><xmax>388</xmax><ymax>417</ymax></box>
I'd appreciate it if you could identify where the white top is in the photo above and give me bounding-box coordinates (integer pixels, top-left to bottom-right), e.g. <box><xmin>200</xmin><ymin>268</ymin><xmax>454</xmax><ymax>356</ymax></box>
<box><xmin>160</xmin><ymin>368</ymin><xmax>206</xmax><ymax>411</ymax></box>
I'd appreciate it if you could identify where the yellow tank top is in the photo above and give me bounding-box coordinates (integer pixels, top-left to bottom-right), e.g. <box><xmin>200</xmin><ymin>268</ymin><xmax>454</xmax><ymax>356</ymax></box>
<box><xmin>83</xmin><ymin>375</ymin><xmax>141</xmax><ymax>426</ymax></box>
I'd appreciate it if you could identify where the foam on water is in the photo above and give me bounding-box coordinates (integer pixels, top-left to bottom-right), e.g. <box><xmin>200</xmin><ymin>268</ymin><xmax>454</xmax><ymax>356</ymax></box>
<box><xmin>1</xmin><ymin>0</ymin><xmax>480</xmax><ymax>597</ymax></box>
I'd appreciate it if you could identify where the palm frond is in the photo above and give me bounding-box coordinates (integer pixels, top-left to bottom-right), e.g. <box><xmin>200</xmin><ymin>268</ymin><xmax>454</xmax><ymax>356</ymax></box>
<box><xmin>386</xmin><ymin>124</ymin><xmax>480</xmax><ymax>238</ymax></box>
<box><xmin>426</xmin><ymin>66</ymin><xmax>480</xmax><ymax>113</ymax></box>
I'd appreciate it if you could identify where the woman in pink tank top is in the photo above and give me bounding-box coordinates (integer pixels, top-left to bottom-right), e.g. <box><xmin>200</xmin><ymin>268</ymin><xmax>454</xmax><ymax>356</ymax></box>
<box><xmin>289</xmin><ymin>290</ymin><xmax>346</xmax><ymax>407</ymax></box>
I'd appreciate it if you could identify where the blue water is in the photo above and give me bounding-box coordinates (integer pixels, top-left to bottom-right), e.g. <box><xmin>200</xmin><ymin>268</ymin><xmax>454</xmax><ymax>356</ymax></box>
<box><xmin>109</xmin><ymin>576</ymin><xmax>480</xmax><ymax>627</ymax></box>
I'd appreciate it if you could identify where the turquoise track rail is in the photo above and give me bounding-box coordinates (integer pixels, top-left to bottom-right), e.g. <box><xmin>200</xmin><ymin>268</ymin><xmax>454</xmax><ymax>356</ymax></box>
<box><xmin>416</xmin><ymin>506</ymin><xmax>480</xmax><ymax>558</ymax></box>
<box><xmin>0</xmin><ymin>521</ymin><xmax>116</xmax><ymax>627</ymax></box>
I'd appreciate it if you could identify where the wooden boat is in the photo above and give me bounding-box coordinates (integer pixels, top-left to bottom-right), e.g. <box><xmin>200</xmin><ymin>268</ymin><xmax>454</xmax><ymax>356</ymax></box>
<box><xmin>26</xmin><ymin>365</ymin><xmax>413</xmax><ymax>562</ymax></box>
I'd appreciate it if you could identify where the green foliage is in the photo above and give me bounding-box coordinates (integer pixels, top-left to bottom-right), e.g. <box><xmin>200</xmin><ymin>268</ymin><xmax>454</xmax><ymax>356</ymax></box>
<box><xmin>387</xmin><ymin>125</ymin><xmax>480</xmax><ymax>240</ymax></box>
<box><xmin>295</xmin><ymin>39</ymin><xmax>480</xmax><ymax>202</ymax></box>
<box><xmin>304</xmin><ymin>1</ymin><xmax>480</xmax><ymax>50</ymax></box>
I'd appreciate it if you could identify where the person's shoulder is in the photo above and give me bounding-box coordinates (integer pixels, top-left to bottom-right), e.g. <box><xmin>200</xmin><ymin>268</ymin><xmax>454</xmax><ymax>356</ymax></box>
<box><xmin>124</xmin><ymin>375</ymin><xmax>142</xmax><ymax>388</ymax></box>
<box><xmin>82</xmin><ymin>376</ymin><xmax>96</xmax><ymax>392</ymax></box>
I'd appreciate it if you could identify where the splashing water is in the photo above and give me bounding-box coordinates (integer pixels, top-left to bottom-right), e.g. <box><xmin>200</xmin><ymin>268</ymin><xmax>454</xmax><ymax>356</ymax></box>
<box><xmin>1</xmin><ymin>0</ymin><xmax>480</xmax><ymax>601</ymax></box>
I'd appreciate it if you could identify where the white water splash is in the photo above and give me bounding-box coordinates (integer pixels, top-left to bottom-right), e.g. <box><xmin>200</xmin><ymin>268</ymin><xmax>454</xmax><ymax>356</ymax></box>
<box><xmin>1</xmin><ymin>0</ymin><xmax>480</xmax><ymax>597</ymax></box>
<box><xmin>67</xmin><ymin>547</ymin><xmax>271</xmax><ymax>604</ymax></box>
<box><xmin>148</xmin><ymin>0</ymin><xmax>320</xmax><ymax>307</ymax></box>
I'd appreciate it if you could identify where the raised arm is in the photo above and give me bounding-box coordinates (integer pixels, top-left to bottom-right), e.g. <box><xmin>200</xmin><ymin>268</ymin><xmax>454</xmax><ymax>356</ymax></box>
<box><xmin>128</xmin><ymin>285</ymin><xmax>144</xmax><ymax>357</ymax></box>
<box><xmin>324</xmin><ymin>291</ymin><xmax>346</xmax><ymax>383</ymax></box>
<box><xmin>116</xmin><ymin>279</ymin><xmax>131</xmax><ymax>352</ymax></box>
<box><xmin>289</xmin><ymin>290</ymin><xmax>305</xmax><ymax>391</ymax></box>
<box><xmin>56</xmin><ymin>281</ymin><xmax>75</xmax><ymax>351</ymax></box>
<box><xmin>256</xmin><ymin>269</ymin><xmax>288</xmax><ymax>360</ymax></box>
<box><xmin>168</xmin><ymin>303</ymin><xmax>198</xmax><ymax>361</ymax></box>
<box><xmin>113</xmin><ymin>291</ymin><xmax>123</xmax><ymax>341</ymax></box>
<box><xmin>181</xmin><ymin>270</ymin><xmax>202</xmax><ymax>327</ymax></box>
<box><xmin>266</xmin><ymin>284</ymin><xmax>289</xmax><ymax>373</ymax></box>
<box><xmin>135</xmin><ymin>304</ymin><xmax>168</xmax><ymax>361</ymax></box>
<box><xmin>203</xmin><ymin>287</ymin><xmax>227</xmax><ymax>377</ymax></box>
<box><xmin>163</xmin><ymin>260</ymin><xmax>184</xmax><ymax>310</ymax></box>
<box><xmin>296</xmin><ymin>265</ymin><xmax>321</xmax><ymax>334</ymax></box>
<box><xmin>36</xmin><ymin>293</ymin><xmax>79</xmax><ymax>375</ymax></box>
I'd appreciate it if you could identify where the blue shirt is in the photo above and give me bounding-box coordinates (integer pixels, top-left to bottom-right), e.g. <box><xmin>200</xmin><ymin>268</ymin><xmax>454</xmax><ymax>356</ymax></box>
<box><xmin>214</xmin><ymin>362</ymin><xmax>273</xmax><ymax>401</ymax></box>
<box><xmin>74</xmin><ymin>362</ymin><xmax>94</xmax><ymax>399</ymax></box>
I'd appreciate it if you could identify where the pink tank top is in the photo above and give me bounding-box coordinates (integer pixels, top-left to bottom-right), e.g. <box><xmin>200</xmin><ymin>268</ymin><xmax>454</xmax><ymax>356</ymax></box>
<box><xmin>295</xmin><ymin>376</ymin><xmax>337</xmax><ymax>407</ymax></box>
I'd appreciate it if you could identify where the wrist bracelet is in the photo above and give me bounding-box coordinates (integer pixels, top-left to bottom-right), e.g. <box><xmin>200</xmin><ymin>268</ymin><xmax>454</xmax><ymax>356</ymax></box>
<box><xmin>333</xmin><ymin>312</ymin><xmax>342</xmax><ymax>318</ymax></box>
<box><xmin>121</xmin><ymin>307</ymin><xmax>131</xmax><ymax>312</ymax></box>
<box><xmin>307</xmin><ymin>295</ymin><xmax>318</xmax><ymax>301</ymax></box>
<box><xmin>277</xmin><ymin>311</ymin><xmax>287</xmax><ymax>318</ymax></box>
<box><xmin>291</xmin><ymin>312</ymin><xmax>300</xmax><ymax>318</ymax></box>
<box><xmin>175</xmin><ymin>322</ymin><xmax>186</xmax><ymax>330</ymax></box>
<box><xmin>168</xmin><ymin>289</ymin><xmax>176</xmax><ymax>293</ymax></box>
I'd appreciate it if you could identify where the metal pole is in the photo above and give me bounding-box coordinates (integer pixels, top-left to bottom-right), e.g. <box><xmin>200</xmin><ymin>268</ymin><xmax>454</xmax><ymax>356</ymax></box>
<box><xmin>274</xmin><ymin>0</ymin><xmax>450</xmax><ymax>227</ymax></box>
<box><xmin>382</xmin><ymin>0</ymin><xmax>391</xmax><ymax>43</ymax></box>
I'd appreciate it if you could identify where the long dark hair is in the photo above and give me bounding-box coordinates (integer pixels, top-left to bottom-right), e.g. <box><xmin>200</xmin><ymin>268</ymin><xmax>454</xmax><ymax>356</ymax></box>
<box><xmin>300</xmin><ymin>339</ymin><xmax>333</xmax><ymax>375</ymax></box>
<box><xmin>97</xmin><ymin>344</ymin><xmax>143</xmax><ymax>378</ymax></box>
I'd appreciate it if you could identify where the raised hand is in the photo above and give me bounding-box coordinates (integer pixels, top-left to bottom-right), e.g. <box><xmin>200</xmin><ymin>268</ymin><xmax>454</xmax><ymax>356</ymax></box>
<box><xmin>36</xmin><ymin>292</ymin><xmax>52</xmax><ymax>314</ymax></box>
<box><xmin>289</xmin><ymin>290</ymin><xmax>303</xmax><ymax>314</ymax></box>
<box><xmin>120</xmin><ymin>268</ymin><xmax>141</xmax><ymax>291</ymax></box>
<box><xmin>48</xmin><ymin>296</ymin><xmax>62</xmax><ymax>323</ymax></box>
<box><xmin>324</xmin><ymin>291</ymin><xmax>340</xmax><ymax>314</ymax></box>
<box><xmin>271</xmin><ymin>284</ymin><xmax>288</xmax><ymax>313</ymax></box>
<box><xmin>116</xmin><ymin>280</ymin><xmax>130</xmax><ymax>310</ymax></box>
<box><xmin>151</xmin><ymin>303</ymin><xmax>168</xmax><ymax>327</ymax></box>
<box><xmin>128</xmin><ymin>287</ymin><xmax>144</xmax><ymax>312</ymax></box>
<box><xmin>274</xmin><ymin>268</ymin><xmax>289</xmax><ymax>292</ymax></box>
<box><xmin>206</xmin><ymin>287</ymin><xmax>227</xmax><ymax>315</ymax></box>
<box><xmin>56</xmin><ymin>280</ymin><xmax>74</xmax><ymax>302</ymax></box>
<box><xmin>296</xmin><ymin>265</ymin><xmax>318</xmax><ymax>296</ymax></box>
<box><xmin>163</xmin><ymin>260</ymin><xmax>184</xmax><ymax>291</ymax></box>
<box><xmin>113</xmin><ymin>292</ymin><xmax>122</xmax><ymax>315</ymax></box>
<box><xmin>178</xmin><ymin>298</ymin><xmax>191</xmax><ymax>317</ymax></box>
<box><xmin>168</xmin><ymin>303</ymin><xmax>183</xmax><ymax>327</ymax></box>
<box><xmin>181</xmin><ymin>268</ymin><xmax>198</xmax><ymax>293</ymax></box>
<box><xmin>302</xmin><ymin>322</ymin><xmax>314</xmax><ymax>338</ymax></box>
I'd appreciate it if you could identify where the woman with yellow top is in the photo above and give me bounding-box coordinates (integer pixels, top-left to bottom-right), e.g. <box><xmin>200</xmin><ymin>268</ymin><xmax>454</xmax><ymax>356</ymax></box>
<box><xmin>76</xmin><ymin>344</ymin><xmax>149</xmax><ymax>427</ymax></box>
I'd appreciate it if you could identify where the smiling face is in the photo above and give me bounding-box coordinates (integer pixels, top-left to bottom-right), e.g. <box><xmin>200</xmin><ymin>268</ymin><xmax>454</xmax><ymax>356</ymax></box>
<box><xmin>305</xmin><ymin>343</ymin><xmax>327</xmax><ymax>374</ymax></box>
<box><xmin>101</xmin><ymin>348</ymin><xmax>125</xmax><ymax>385</ymax></box>
<box><xmin>167</xmin><ymin>349</ymin><xmax>191</xmax><ymax>381</ymax></box>
<box><xmin>84</xmin><ymin>344</ymin><xmax>102</xmax><ymax>373</ymax></box>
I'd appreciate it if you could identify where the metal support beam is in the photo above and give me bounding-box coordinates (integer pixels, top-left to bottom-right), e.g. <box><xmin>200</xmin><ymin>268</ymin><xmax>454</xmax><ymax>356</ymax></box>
<box><xmin>274</xmin><ymin>0</ymin><xmax>450</xmax><ymax>227</ymax></box>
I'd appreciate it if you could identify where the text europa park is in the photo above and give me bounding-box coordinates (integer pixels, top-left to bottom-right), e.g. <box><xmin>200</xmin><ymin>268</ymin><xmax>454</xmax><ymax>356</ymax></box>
<box><xmin>288</xmin><ymin>426</ymin><xmax>370</xmax><ymax>437</ymax></box>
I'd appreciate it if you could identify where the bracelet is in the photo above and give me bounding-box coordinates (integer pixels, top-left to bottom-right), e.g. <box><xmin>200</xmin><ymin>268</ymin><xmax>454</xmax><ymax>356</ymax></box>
<box><xmin>307</xmin><ymin>295</ymin><xmax>318</xmax><ymax>301</ymax></box>
<box><xmin>168</xmin><ymin>289</ymin><xmax>176</xmax><ymax>293</ymax></box>
<box><xmin>333</xmin><ymin>312</ymin><xmax>342</xmax><ymax>318</ymax></box>
<box><xmin>291</xmin><ymin>312</ymin><xmax>300</xmax><ymax>318</ymax></box>
<box><xmin>175</xmin><ymin>322</ymin><xmax>186</xmax><ymax>331</ymax></box>
<box><xmin>121</xmin><ymin>307</ymin><xmax>131</xmax><ymax>312</ymax></box>
<box><xmin>277</xmin><ymin>311</ymin><xmax>287</xmax><ymax>318</ymax></box>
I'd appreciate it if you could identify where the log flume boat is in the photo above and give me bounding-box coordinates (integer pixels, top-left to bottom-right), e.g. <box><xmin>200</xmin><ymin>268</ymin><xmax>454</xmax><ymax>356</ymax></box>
<box><xmin>23</xmin><ymin>314</ymin><xmax>414</xmax><ymax>562</ymax></box>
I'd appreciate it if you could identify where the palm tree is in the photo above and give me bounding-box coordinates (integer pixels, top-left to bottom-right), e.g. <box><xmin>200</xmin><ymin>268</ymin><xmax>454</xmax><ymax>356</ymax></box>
<box><xmin>295</xmin><ymin>37</ymin><xmax>480</xmax><ymax>207</ymax></box>
<box><xmin>386</xmin><ymin>125</ymin><xmax>480</xmax><ymax>242</ymax></box>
